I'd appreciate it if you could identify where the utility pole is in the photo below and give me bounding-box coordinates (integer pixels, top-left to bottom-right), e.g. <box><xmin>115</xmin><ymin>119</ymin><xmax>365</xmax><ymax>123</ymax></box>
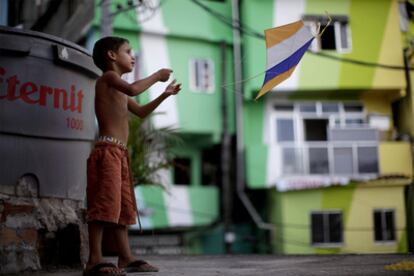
<box><xmin>101</xmin><ymin>0</ymin><xmax>113</xmax><ymax>36</ymax></box>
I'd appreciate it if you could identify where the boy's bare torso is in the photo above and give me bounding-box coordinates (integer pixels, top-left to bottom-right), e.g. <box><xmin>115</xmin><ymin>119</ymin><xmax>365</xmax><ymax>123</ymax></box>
<box><xmin>95</xmin><ymin>76</ymin><xmax>129</xmax><ymax>144</ymax></box>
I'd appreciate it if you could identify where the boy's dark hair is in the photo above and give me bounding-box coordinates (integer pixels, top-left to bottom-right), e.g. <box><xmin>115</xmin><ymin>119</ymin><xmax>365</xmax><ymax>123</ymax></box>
<box><xmin>92</xmin><ymin>36</ymin><xmax>129</xmax><ymax>71</ymax></box>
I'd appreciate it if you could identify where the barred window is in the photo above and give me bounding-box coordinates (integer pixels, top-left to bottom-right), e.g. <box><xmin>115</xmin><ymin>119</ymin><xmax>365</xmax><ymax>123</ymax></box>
<box><xmin>173</xmin><ymin>157</ymin><xmax>192</xmax><ymax>185</ymax></box>
<box><xmin>303</xmin><ymin>15</ymin><xmax>351</xmax><ymax>53</ymax></box>
<box><xmin>374</xmin><ymin>209</ymin><xmax>396</xmax><ymax>242</ymax></box>
<box><xmin>311</xmin><ymin>211</ymin><xmax>343</xmax><ymax>246</ymax></box>
<box><xmin>189</xmin><ymin>58</ymin><xmax>215</xmax><ymax>93</ymax></box>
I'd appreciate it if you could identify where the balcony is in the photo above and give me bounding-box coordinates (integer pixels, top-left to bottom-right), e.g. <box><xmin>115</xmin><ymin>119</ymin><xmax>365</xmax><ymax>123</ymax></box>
<box><xmin>277</xmin><ymin>141</ymin><xmax>412</xmax><ymax>179</ymax></box>
<box><xmin>279</xmin><ymin>141</ymin><xmax>379</xmax><ymax>178</ymax></box>
<box><xmin>246</xmin><ymin>124</ymin><xmax>413</xmax><ymax>189</ymax></box>
<box><xmin>278</xmin><ymin>127</ymin><xmax>379</xmax><ymax>178</ymax></box>
<box><xmin>263</xmin><ymin>127</ymin><xmax>412</xmax><ymax>191</ymax></box>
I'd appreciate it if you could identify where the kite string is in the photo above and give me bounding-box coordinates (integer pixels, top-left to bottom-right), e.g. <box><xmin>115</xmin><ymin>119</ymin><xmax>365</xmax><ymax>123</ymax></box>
<box><xmin>221</xmin><ymin>69</ymin><xmax>266</xmax><ymax>87</ymax></box>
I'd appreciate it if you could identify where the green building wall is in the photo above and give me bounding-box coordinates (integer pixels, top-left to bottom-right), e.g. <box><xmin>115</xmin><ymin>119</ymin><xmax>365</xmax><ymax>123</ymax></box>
<box><xmin>93</xmin><ymin>0</ymin><xmax>236</xmax><ymax>140</ymax></box>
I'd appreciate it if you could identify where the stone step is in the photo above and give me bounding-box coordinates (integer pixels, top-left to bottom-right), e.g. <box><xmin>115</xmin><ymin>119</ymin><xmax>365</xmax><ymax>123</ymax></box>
<box><xmin>129</xmin><ymin>234</ymin><xmax>185</xmax><ymax>255</ymax></box>
<box><xmin>133</xmin><ymin>246</ymin><xmax>185</xmax><ymax>255</ymax></box>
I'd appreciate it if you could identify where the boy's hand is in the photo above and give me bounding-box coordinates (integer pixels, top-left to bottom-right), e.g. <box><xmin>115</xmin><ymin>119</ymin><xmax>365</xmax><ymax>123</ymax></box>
<box><xmin>157</xmin><ymin>68</ymin><xmax>172</xmax><ymax>82</ymax></box>
<box><xmin>164</xmin><ymin>79</ymin><xmax>181</xmax><ymax>96</ymax></box>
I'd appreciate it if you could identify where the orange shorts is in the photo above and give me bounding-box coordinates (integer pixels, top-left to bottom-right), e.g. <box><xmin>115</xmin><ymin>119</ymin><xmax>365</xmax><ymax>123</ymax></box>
<box><xmin>86</xmin><ymin>141</ymin><xmax>137</xmax><ymax>225</ymax></box>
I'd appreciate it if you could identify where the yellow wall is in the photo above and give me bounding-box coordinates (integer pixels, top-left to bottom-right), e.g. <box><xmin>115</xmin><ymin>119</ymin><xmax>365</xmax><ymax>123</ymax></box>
<box><xmin>361</xmin><ymin>93</ymin><xmax>396</xmax><ymax>140</ymax></box>
<box><xmin>379</xmin><ymin>142</ymin><xmax>413</xmax><ymax>177</ymax></box>
<box><xmin>362</xmin><ymin>93</ymin><xmax>393</xmax><ymax>116</ymax></box>
<box><xmin>344</xmin><ymin>184</ymin><xmax>407</xmax><ymax>253</ymax></box>
<box><xmin>373</xmin><ymin>0</ymin><xmax>405</xmax><ymax>88</ymax></box>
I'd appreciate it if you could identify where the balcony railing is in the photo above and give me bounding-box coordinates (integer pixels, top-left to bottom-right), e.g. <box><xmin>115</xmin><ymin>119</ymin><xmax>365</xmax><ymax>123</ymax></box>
<box><xmin>280</xmin><ymin>142</ymin><xmax>379</xmax><ymax>178</ymax></box>
<box><xmin>279</xmin><ymin>127</ymin><xmax>379</xmax><ymax>179</ymax></box>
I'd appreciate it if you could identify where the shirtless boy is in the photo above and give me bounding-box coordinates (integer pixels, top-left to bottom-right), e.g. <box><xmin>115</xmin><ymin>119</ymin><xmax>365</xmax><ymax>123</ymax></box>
<box><xmin>85</xmin><ymin>36</ymin><xmax>181</xmax><ymax>276</ymax></box>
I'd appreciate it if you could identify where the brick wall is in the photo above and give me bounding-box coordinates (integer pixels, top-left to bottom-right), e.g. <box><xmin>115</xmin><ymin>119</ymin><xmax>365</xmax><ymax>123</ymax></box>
<box><xmin>0</xmin><ymin>177</ymin><xmax>88</xmax><ymax>274</ymax></box>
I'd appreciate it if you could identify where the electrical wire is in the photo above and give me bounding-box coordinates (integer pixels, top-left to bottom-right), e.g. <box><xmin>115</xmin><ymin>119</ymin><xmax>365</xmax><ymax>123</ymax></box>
<box><xmin>98</xmin><ymin>0</ymin><xmax>413</xmax><ymax>70</ymax></box>
<box><xmin>96</xmin><ymin>0</ymin><xmax>166</xmax><ymax>23</ymax></box>
<box><xmin>111</xmin><ymin>0</ymin><xmax>165</xmax><ymax>18</ymax></box>
<box><xmin>190</xmin><ymin>0</ymin><xmax>413</xmax><ymax>71</ymax></box>
<box><xmin>140</xmin><ymin>199</ymin><xmax>408</xmax><ymax>233</ymax></box>
<box><xmin>138</xmin><ymin>198</ymin><xmax>408</xmax><ymax>253</ymax></box>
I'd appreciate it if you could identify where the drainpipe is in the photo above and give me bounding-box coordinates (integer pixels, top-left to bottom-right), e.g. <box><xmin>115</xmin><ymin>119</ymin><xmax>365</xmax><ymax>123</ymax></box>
<box><xmin>403</xmin><ymin>47</ymin><xmax>414</xmax><ymax>252</ymax></box>
<box><xmin>221</xmin><ymin>40</ymin><xmax>234</xmax><ymax>253</ymax></box>
<box><xmin>231</xmin><ymin>0</ymin><xmax>274</xmax><ymax>232</ymax></box>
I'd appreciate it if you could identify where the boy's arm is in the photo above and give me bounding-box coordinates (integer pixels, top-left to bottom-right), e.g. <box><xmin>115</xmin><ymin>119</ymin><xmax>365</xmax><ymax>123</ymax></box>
<box><xmin>103</xmin><ymin>69</ymin><xmax>172</xmax><ymax>97</ymax></box>
<box><xmin>128</xmin><ymin>80</ymin><xmax>181</xmax><ymax>118</ymax></box>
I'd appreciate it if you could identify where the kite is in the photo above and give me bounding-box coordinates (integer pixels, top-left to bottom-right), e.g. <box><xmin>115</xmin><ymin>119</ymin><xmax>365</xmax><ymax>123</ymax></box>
<box><xmin>256</xmin><ymin>19</ymin><xmax>329</xmax><ymax>100</ymax></box>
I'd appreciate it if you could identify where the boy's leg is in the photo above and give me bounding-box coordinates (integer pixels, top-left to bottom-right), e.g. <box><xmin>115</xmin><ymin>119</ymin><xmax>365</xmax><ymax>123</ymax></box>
<box><xmin>112</xmin><ymin>225</ymin><xmax>134</xmax><ymax>265</ymax></box>
<box><xmin>86</xmin><ymin>222</ymin><xmax>124</xmax><ymax>274</ymax></box>
<box><xmin>112</xmin><ymin>225</ymin><xmax>158</xmax><ymax>271</ymax></box>
<box><xmin>87</xmin><ymin>222</ymin><xmax>104</xmax><ymax>265</ymax></box>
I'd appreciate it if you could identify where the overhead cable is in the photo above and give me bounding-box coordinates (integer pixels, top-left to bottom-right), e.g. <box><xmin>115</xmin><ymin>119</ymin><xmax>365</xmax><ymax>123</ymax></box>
<box><xmin>191</xmin><ymin>0</ymin><xmax>412</xmax><ymax>71</ymax></box>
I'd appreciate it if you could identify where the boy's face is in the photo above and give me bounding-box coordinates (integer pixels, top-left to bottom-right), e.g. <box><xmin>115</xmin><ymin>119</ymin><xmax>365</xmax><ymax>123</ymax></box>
<box><xmin>112</xmin><ymin>42</ymin><xmax>135</xmax><ymax>73</ymax></box>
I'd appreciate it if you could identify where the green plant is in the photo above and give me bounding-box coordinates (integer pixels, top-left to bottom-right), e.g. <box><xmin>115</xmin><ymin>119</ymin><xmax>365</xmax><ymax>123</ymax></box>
<box><xmin>127</xmin><ymin>114</ymin><xmax>183</xmax><ymax>188</ymax></box>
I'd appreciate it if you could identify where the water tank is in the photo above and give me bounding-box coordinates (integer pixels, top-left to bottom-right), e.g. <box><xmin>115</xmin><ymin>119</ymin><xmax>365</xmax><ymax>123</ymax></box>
<box><xmin>0</xmin><ymin>26</ymin><xmax>98</xmax><ymax>200</ymax></box>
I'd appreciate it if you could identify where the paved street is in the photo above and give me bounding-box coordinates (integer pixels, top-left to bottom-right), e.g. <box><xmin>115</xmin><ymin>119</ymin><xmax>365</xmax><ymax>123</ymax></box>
<box><xmin>14</xmin><ymin>254</ymin><xmax>414</xmax><ymax>276</ymax></box>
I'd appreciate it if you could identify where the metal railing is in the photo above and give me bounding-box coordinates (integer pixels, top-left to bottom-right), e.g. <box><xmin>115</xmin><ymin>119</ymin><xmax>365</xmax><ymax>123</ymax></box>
<box><xmin>279</xmin><ymin>141</ymin><xmax>379</xmax><ymax>178</ymax></box>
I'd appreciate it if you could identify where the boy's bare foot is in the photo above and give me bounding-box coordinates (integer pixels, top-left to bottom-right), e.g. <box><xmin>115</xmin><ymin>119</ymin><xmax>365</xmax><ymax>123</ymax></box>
<box><xmin>118</xmin><ymin>258</ymin><xmax>159</xmax><ymax>272</ymax></box>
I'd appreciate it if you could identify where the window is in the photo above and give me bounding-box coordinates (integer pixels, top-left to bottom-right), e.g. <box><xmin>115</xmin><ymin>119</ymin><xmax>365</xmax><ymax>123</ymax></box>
<box><xmin>303</xmin><ymin>15</ymin><xmax>351</xmax><ymax>53</ymax></box>
<box><xmin>276</xmin><ymin>118</ymin><xmax>295</xmax><ymax>142</ymax></box>
<box><xmin>173</xmin><ymin>157</ymin><xmax>192</xmax><ymax>185</ymax></box>
<box><xmin>201</xmin><ymin>146</ymin><xmax>219</xmax><ymax>186</ymax></box>
<box><xmin>308</xmin><ymin>147</ymin><xmax>329</xmax><ymax>174</ymax></box>
<box><xmin>304</xmin><ymin>119</ymin><xmax>329</xmax><ymax>141</ymax></box>
<box><xmin>374</xmin><ymin>209</ymin><xmax>396</xmax><ymax>242</ymax></box>
<box><xmin>345</xmin><ymin>118</ymin><xmax>364</xmax><ymax>126</ymax></box>
<box><xmin>343</xmin><ymin>103</ymin><xmax>363</xmax><ymax>113</ymax></box>
<box><xmin>334</xmin><ymin>21</ymin><xmax>351</xmax><ymax>51</ymax></box>
<box><xmin>333</xmin><ymin>147</ymin><xmax>353</xmax><ymax>174</ymax></box>
<box><xmin>322</xmin><ymin>103</ymin><xmax>339</xmax><ymax>114</ymax></box>
<box><xmin>328</xmin><ymin>128</ymin><xmax>377</xmax><ymax>141</ymax></box>
<box><xmin>399</xmin><ymin>1</ymin><xmax>414</xmax><ymax>32</ymax></box>
<box><xmin>271</xmin><ymin>101</ymin><xmax>377</xmax><ymax>177</ymax></box>
<box><xmin>282</xmin><ymin>147</ymin><xmax>302</xmax><ymax>174</ymax></box>
<box><xmin>299</xmin><ymin>103</ymin><xmax>317</xmax><ymax>113</ymax></box>
<box><xmin>311</xmin><ymin>211</ymin><xmax>343</xmax><ymax>245</ymax></box>
<box><xmin>189</xmin><ymin>58</ymin><xmax>215</xmax><ymax>93</ymax></box>
<box><xmin>274</xmin><ymin>104</ymin><xmax>294</xmax><ymax>111</ymax></box>
<box><xmin>357</xmin><ymin>147</ymin><xmax>379</xmax><ymax>174</ymax></box>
